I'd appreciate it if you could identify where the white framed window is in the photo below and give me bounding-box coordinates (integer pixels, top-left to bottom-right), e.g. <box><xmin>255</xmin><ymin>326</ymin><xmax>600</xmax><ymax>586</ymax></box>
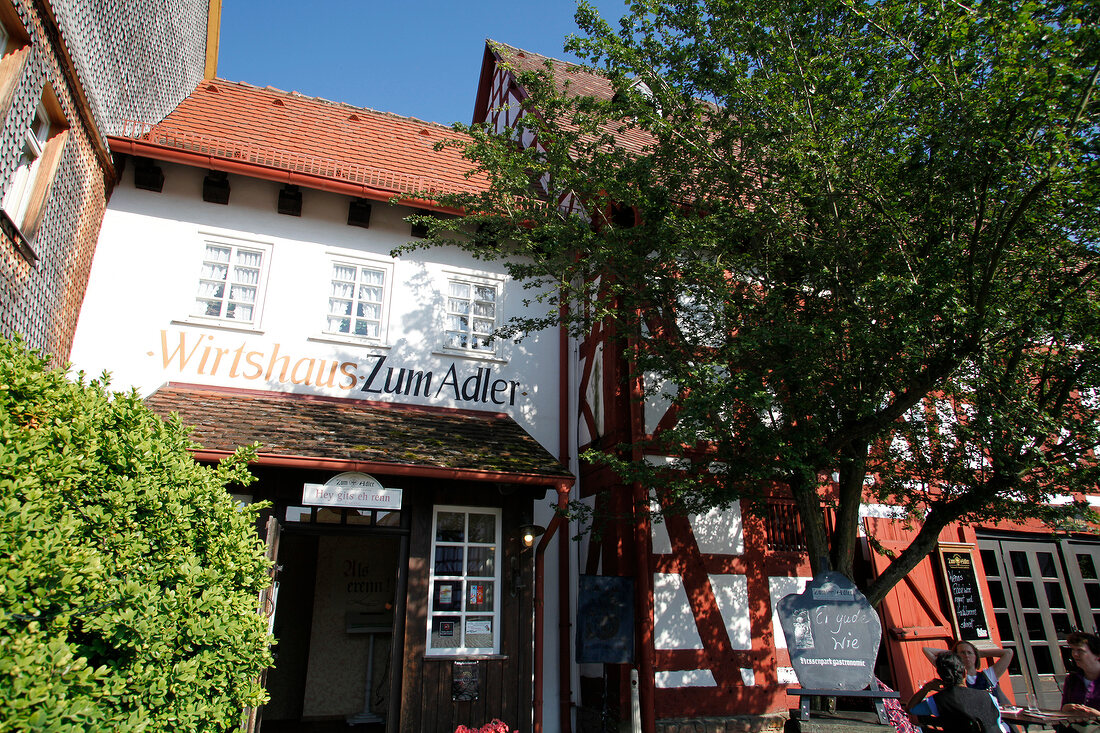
<box><xmin>426</xmin><ymin>506</ymin><xmax>501</xmax><ymax>656</ymax></box>
<box><xmin>444</xmin><ymin>276</ymin><xmax>501</xmax><ymax>354</ymax></box>
<box><xmin>2</xmin><ymin>102</ymin><xmax>49</xmax><ymax>229</ymax></box>
<box><xmin>190</xmin><ymin>237</ymin><xmax>271</xmax><ymax>327</ymax></box>
<box><xmin>322</xmin><ymin>256</ymin><xmax>392</xmax><ymax>343</ymax></box>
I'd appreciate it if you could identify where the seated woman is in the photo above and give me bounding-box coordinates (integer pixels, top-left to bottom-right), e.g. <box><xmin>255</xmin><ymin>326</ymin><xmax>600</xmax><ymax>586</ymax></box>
<box><xmin>923</xmin><ymin>641</ymin><xmax>1014</xmax><ymax>700</ymax></box>
<box><xmin>1056</xmin><ymin>631</ymin><xmax>1100</xmax><ymax>733</ymax></box>
<box><xmin>924</xmin><ymin>641</ymin><xmax>1015</xmax><ymax>732</ymax></box>
<box><xmin>908</xmin><ymin>652</ymin><xmax>1004</xmax><ymax>733</ymax></box>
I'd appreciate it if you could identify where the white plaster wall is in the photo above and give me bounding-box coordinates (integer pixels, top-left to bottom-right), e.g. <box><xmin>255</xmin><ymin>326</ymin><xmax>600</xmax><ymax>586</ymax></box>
<box><xmin>650</xmin><ymin>503</ymin><xmax>743</xmax><ymax>556</ymax></box>
<box><xmin>578</xmin><ymin>339</ymin><xmax>603</xmax><ymax>446</ymax></box>
<box><xmin>778</xmin><ymin>667</ymin><xmax>799</xmax><ymax>684</ymax></box>
<box><xmin>643</xmin><ymin>372</ymin><xmax>676</xmax><ymax>435</ymax></box>
<box><xmin>693</xmin><ymin>504</ymin><xmax>744</xmax><ymax>555</ymax></box>
<box><xmin>70</xmin><ymin>163</ymin><xmax>562</xmax><ymax>452</ymax></box>
<box><xmin>710</xmin><ymin>574</ymin><xmax>751</xmax><ymax>650</ymax></box>
<box><xmin>651</xmin><ymin>517</ymin><xmax>674</xmax><ymax>555</ymax></box>
<box><xmin>655</xmin><ymin>669</ymin><xmax>716</xmax><ymax>689</ymax></box>
<box><xmin>652</xmin><ymin>573</ymin><xmax>703</xmax><ymax>650</ymax></box>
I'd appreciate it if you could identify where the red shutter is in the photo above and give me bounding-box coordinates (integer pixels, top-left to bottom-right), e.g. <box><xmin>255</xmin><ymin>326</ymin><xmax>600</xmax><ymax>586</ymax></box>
<box><xmin>864</xmin><ymin>517</ymin><xmax>952</xmax><ymax>698</ymax></box>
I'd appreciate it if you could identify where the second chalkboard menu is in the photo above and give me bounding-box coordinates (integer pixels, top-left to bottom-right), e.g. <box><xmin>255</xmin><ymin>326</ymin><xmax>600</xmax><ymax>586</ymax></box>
<box><xmin>937</xmin><ymin>543</ymin><xmax>991</xmax><ymax>642</ymax></box>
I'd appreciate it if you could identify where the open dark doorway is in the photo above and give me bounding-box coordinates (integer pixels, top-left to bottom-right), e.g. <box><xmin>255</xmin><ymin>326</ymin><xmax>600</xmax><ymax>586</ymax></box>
<box><xmin>261</xmin><ymin>532</ymin><xmax>401</xmax><ymax>732</ymax></box>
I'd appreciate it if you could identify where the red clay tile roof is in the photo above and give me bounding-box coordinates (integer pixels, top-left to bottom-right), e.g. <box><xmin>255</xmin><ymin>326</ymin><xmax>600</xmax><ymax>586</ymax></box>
<box><xmin>486</xmin><ymin>40</ymin><xmax>655</xmax><ymax>158</ymax></box>
<box><xmin>115</xmin><ymin>79</ymin><xmax>485</xmax><ymax>201</ymax></box>
<box><xmin>145</xmin><ymin>384</ymin><xmax>572</xmax><ymax>480</ymax></box>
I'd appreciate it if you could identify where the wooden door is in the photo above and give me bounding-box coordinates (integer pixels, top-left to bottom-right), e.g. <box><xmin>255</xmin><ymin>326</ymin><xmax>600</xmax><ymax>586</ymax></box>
<box><xmin>864</xmin><ymin>518</ymin><xmax>954</xmax><ymax>699</ymax></box>
<box><xmin>244</xmin><ymin>516</ymin><xmax>282</xmax><ymax>733</ymax></box>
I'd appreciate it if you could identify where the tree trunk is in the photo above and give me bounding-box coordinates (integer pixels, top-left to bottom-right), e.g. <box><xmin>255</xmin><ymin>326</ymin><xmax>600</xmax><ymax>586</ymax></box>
<box><xmin>830</xmin><ymin>442</ymin><xmax>868</xmax><ymax>582</ymax></box>
<box><xmin>790</xmin><ymin>470</ymin><xmax>831</xmax><ymax>576</ymax></box>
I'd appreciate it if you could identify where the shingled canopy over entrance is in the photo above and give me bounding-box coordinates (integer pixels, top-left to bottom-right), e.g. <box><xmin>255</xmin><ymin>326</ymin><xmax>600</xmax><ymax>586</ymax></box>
<box><xmin>146</xmin><ymin>383</ymin><xmax>571</xmax><ymax>483</ymax></box>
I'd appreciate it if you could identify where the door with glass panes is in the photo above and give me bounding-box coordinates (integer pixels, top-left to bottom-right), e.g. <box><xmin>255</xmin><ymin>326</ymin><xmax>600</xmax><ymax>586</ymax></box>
<box><xmin>978</xmin><ymin>536</ymin><xmax>1096</xmax><ymax>709</ymax></box>
<box><xmin>1062</xmin><ymin>541</ymin><xmax>1100</xmax><ymax>639</ymax></box>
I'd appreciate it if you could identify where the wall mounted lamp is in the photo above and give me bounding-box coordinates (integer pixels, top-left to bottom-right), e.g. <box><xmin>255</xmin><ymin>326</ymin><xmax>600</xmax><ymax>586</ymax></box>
<box><xmin>520</xmin><ymin>524</ymin><xmax>546</xmax><ymax>549</ymax></box>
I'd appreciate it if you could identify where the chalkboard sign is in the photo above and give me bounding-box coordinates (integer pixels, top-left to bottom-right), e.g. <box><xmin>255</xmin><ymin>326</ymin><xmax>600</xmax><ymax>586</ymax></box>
<box><xmin>776</xmin><ymin>571</ymin><xmax>881</xmax><ymax>691</ymax></box>
<box><xmin>937</xmin><ymin>544</ymin><xmax>991</xmax><ymax>642</ymax></box>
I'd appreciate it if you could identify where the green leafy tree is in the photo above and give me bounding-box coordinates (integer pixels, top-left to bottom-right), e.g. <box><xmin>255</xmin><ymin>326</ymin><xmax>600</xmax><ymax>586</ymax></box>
<box><xmin>0</xmin><ymin>337</ymin><xmax>272</xmax><ymax>731</ymax></box>
<box><xmin>408</xmin><ymin>0</ymin><xmax>1100</xmax><ymax>604</ymax></box>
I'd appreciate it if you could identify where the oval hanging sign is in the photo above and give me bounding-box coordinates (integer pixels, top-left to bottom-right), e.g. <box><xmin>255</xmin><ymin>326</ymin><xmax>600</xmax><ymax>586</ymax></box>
<box><xmin>302</xmin><ymin>471</ymin><xmax>402</xmax><ymax>509</ymax></box>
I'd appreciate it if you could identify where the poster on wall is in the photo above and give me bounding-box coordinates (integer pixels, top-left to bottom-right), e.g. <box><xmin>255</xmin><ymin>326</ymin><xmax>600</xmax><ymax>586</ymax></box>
<box><xmin>452</xmin><ymin>661</ymin><xmax>480</xmax><ymax>701</ymax></box>
<box><xmin>576</xmin><ymin>575</ymin><xmax>634</xmax><ymax>663</ymax></box>
<box><xmin>465</xmin><ymin>619</ymin><xmax>491</xmax><ymax>635</ymax></box>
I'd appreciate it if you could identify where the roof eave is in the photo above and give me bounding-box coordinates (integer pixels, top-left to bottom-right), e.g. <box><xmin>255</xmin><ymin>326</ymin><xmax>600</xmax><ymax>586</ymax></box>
<box><xmin>192</xmin><ymin>448</ymin><xmax>573</xmax><ymax>487</ymax></box>
<box><xmin>471</xmin><ymin>41</ymin><xmax>502</xmax><ymax>125</ymax></box>
<box><xmin>109</xmin><ymin>135</ymin><xmax>468</xmax><ymax>216</ymax></box>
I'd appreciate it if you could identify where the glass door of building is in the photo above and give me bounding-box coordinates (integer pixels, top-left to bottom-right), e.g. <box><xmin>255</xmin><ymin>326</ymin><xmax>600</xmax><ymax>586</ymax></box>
<box><xmin>977</xmin><ymin>537</ymin><xmax>1078</xmax><ymax>709</ymax></box>
<box><xmin>1061</xmin><ymin>540</ymin><xmax>1100</xmax><ymax>639</ymax></box>
<box><xmin>977</xmin><ymin>535</ymin><xmax>1100</xmax><ymax>710</ymax></box>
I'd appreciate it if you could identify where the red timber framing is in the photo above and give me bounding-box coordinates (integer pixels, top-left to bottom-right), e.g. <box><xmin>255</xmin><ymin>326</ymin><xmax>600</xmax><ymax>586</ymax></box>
<box><xmin>650</xmin><ymin>507</ymin><xmax>808</xmax><ymax>715</ymax></box>
<box><xmin>573</xmin><ymin>302</ymin><xmax>814</xmax><ymax>727</ymax></box>
<box><xmin>473</xmin><ymin>42</ymin><xmax>854</xmax><ymax>727</ymax></box>
<box><xmin>470</xmin><ymin>39</ymin><xmax>1100</xmax><ymax>732</ymax></box>
<box><xmin>471</xmin><ymin>43</ymin><xmax>589</xmax><ymax>219</ymax></box>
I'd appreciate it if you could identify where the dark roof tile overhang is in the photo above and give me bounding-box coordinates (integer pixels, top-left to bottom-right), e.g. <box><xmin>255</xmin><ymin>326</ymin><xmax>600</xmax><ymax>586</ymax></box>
<box><xmin>146</xmin><ymin>383</ymin><xmax>574</xmax><ymax>491</ymax></box>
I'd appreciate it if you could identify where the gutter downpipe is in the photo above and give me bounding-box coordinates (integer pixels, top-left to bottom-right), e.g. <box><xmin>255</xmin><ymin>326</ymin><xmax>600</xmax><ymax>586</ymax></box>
<box><xmin>629</xmin><ymin>331</ymin><xmax>656</xmax><ymax>733</ymax></box>
<box><xmin>534</xmin><ymin>484</ymin><xmax>570</xmax><ymax>733</ymax></box>
<box><xmin>633</xmin><ymin>476</ymin><xmax>656</xmax><ymax>733</ymax></box>
<box><xmin>534</xmin><ymin>300</ymin><xmax>574</xmax><ymax>733</ymax></box>
<box><xmin>558</xmin><ymin>303</ymin><xmax>573</xmax><ymax>733</ymax></box>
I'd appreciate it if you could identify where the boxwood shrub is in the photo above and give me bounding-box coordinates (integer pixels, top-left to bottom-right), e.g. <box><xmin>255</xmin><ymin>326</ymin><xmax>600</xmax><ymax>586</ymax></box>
<box><xmin>0</xmin><ymin>337</ymin><xmax>272</xmax><ymax>731</ymax></box>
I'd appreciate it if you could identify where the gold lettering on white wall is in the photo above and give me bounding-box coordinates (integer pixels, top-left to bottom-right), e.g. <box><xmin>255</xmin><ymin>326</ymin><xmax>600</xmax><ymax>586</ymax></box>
<box><xmin>154</xmin><ymin>329</ymin><xmax>523</xmax><ymax>405</ymax></box>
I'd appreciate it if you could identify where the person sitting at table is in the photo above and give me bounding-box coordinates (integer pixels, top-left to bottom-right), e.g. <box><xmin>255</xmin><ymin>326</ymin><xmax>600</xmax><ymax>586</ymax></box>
<box><xmin>1056</xmin><ymin>631</ymin><xmax>1100</xmax><ymax>733</ymax></box>
<box><xmin>908</xmin><ymin>651</ymin><xmax>1005</xmax><ymax>733</ymax></box>
<box><xmin>923</xmin><ymin>641</ymin><xmax>1014</xmax><ymax>702</ymax></box>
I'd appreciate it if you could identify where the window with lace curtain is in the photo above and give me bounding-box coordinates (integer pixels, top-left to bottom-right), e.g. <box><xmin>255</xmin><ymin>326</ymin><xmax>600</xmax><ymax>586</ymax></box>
<box><xmin>444</xmin><ymin>276</ymin><xmax>501</xmax><ymax>355</ymax></box>
<box><xmin>0</xmin><ymin>15</ymin><xmax>72</xmax><ymax>255</ymax></box>
<box><xmin>0</xmin><ymin>85</ymin><xmax>68</xmax><ymax>254</ymax></box>
<box><xmin>323</xmin><ymin>258</ymin><xmax>391</xmax><ymax>342</ymax></box>
<box><xmin>2</xmin><ymin>103</ymin><xmax>49</xmax><ymax>227</ymax></box>
<box><xmin>190</xmin><ymin>238</ymin><xmax>271</xmax><ymax>327</ymax></box>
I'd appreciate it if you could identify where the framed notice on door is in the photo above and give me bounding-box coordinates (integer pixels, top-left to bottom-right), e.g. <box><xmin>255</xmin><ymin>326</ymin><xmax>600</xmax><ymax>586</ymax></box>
<box><xmin>936</xmin><ymin>543</ymin><xmax>991</xmax><ymax>642</ymax></box>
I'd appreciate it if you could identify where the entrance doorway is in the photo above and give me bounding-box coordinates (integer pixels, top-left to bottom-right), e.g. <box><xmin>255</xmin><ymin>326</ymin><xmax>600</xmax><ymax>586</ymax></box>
<box><xmin>262</xmin><ymin>531</ymin><xmax>401</xmax><ymax>732</ymax></box>
<box><xmin>977</xmin><ymin>534</ymin><xmax>1100</xmax><ymax>709</ymax></box>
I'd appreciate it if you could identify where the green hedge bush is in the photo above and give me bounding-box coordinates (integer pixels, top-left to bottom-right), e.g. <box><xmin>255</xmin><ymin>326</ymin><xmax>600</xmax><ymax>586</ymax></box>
<box><xmin>0</xmin><ymin>337</ymin><xmax>272</xmax><ymax>731</ymax></box>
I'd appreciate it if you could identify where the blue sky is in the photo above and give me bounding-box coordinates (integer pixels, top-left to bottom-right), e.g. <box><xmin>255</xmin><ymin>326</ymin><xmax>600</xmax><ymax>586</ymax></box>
<box><xmin>217</xmin><ymin>0</ymin><xmax>627</xmax><ymax>127</ymax></box>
